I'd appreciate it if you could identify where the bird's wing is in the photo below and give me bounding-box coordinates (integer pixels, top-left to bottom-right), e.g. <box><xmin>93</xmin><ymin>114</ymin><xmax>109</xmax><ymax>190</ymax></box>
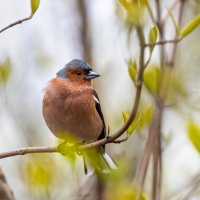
<box><xmin>92</xmin><ymin>90</ymin><xmax>106</xmax><ymax>144</ymax></box>
<box><xmin>83</xmin><ymin>90</ymin><xmax>117</xmax><ymax>175</ymax></box>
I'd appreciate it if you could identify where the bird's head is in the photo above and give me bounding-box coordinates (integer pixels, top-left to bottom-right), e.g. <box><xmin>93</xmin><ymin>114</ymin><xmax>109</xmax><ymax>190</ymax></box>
<box><xmin>56</xmin><ymin>59</ymin><xmax>100</xmax><ymax>84</ymax></box>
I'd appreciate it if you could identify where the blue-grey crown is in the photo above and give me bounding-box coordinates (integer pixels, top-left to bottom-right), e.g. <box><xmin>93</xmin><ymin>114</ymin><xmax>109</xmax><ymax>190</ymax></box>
<box><xmin>56</xmin><ymin>59</ymin><xmax>91</xmax><ymax>80</ymax></box>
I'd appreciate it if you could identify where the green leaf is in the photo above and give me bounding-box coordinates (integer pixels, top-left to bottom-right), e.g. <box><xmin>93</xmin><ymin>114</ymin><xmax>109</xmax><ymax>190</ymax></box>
<box><xmin>24</xmin><ymin>155</ymin><xmax>55</xmax><ymax>188</ymax></box>
<box><xmin>122</xmin><ymin>111</ymin><xmax>140</xmax><ymax>136</ymax></box>
<box><xmin>30</xmin><ymin>0</ymin><xmax>40</xmax><ymax>16</ymax></box>
<box><xmin>166</xmin><ymin>70</ymin><xmax>187</xmax><ymax>104</ymax></box>
<box><xmin>148</xmin><ymin>25</ymin><xmax>158</xmax><ymax>53</ymax></box>
<box><xmin>127</xmin><ymin>59</ymin><xmax>137</xmax><ymax>83</ymax></box>
<box><xmin>180</xmin><ymin>15</ymin><xmax>200</xmax><ymax>38</ymax></box>
<box><xmin>144</xmin><ymin>65</ymin><xmax>161</xmax><ymax>94</ymax></box>
<box><xmin>117</xmin><ymin>0</ymin><xmax>146</xmax><ymax>27</ymax></box>
<box><xmin>187</xmin><ymin>121</ymin><xmax>200</xmax><ymax>153</ymax></box>
<box><xmin>136</xmin><ymin>105</ymin><xmax>153</xmax><ymax>130</ymax></box>
<box><xmin>118</xmin><ymin>0</ymin><xmax>130</xmax><ymax>10</ymax></box>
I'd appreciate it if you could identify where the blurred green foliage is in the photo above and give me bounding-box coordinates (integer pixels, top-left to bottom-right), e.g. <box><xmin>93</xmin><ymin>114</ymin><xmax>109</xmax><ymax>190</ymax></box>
<box><xmin>165</xmin><ymin>69</ymin><xmax>187</xmax><ymax>104</ymax></box>
<box><xmin>122</xmin><ymin>104</ymin><xmax>153</xmax><ymax>136</ymax></box>
<box><xmin>180</xmin><ymin>15</ymin><xmax>200</xmax><ymax>38</ymax></box>
<box><xmin>144</xmin><ymin>64</ymin><xmax>161</xmax><ymax>95</ymax></box>
<box><xmin>104</xmin><ymin>184</ymin><xmax>147</xmax><ymax>200</ymax></box>
<box><xmin>20</xmin><ymin>155</ymin><xmax>56</xmax><ymax>199</ymax></box>
<box><xmin>143</xmin><ymin>65</ymin><xmax>187</xmax><ymax>104</ymax></box>
<box><xmin>122</xmin><ymin>111</ymin><xmax>139</xmax><ymax>136</ymax></box>
<box><xmin>188</xmin><ymin>121</ymin><xmax>200</xmax><ymax>153</ymax></box>
<box><xmin>148</xmin><ymin>25</ymin><xmax>158</xmax><ymax>54</ymax></box>
<box><xmin>0</xmin><ymin>58</ymin><xmax>11</xmax><ymax>85</ymax></box>
<box><xmin>136</xmin><ymin>104</ymin><xmax>153</xmax><ymax>131</ymax></box>
<box><xmin>128</xmin><ymin>59</ymin><xmax>137</xmax><ymax>84</ymax></box>
<box><xmin>117</xmin><ymin>0</ymin><xmax>148</xmax><ymax>28</ymax></box>
<box><xmin>0</xmin><ymin>0</ymin><xmax>200</xmax><ymax>199</ymax></box>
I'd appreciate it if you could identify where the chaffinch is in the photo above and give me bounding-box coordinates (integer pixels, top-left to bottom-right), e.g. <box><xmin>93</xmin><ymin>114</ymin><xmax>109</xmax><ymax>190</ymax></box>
<box><xmin>42</xmin><ymin>59</ymin><xmax>117</xmax><ymax>174</ymax></box>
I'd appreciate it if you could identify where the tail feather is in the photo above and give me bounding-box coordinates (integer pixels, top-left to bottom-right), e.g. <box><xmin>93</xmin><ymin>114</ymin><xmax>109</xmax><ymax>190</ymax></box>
<box><xmin>101</xmin><ymin>150</ymin><xmax>118</xmax><ymax>170</ymax></box>
<box><xmin>83</xmin><ymin>147</ymin><xmax>117</xmax><ymax>175</ymax></box>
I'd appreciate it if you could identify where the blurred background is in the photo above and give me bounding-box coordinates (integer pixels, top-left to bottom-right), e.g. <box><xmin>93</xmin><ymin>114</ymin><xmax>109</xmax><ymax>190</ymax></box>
<box><xmin>0</xmin><ymin>0</ymin><xmax>200</xmax><ymax>199</ymax></box>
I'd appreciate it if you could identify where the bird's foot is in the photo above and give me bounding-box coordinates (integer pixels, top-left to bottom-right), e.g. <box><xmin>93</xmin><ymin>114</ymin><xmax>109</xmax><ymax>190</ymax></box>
<box><xmin>57</xmin><ymin>141</ymin><xmax>85</xmax><ymax>156</ymax></box>
<box><xmin>72</xmin><ymin>141</ymin><xmax>86</xmax><ymax>155</ymax></box>
<box><xmin>57</xmin><ymin>141</ymin><xmax>68</xmax><ymax>156</ymax></box>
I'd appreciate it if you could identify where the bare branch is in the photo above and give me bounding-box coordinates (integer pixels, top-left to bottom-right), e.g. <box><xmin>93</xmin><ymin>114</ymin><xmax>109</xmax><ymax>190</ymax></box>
<box><xmin>0</xmin><ymin>147</ymin><xmax>57</xmax><ymax>159</ymax></box>
<box><xmin>0</xmin><ymin>17</ymin><xmax>32</xmax><ymax>34</ymax></box>
<box><xmin>144</xmin><ymin>38</ymin><xmax>181</xmax><ymax>47</ymax></box>
<box><xmin>144</xmin><ymin>54</ymin><xmax>152</xmax><ymax>69</ymax></box>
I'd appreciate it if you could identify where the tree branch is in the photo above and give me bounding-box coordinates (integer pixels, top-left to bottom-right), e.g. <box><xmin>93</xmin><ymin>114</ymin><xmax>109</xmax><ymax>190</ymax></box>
<box><xmin>0</xmin><ymin>147</ymin><xmax>57</xmax><ymax>159</ymax></box>
<box><xmin>144</xmin><ymin>38</ymin><xmax>181</xmax><ymax>47</ymax></box>
<box><xmin>0</xmin><ymin>16</ymin><xmax>32</xmax><ymax>34</ymax></box>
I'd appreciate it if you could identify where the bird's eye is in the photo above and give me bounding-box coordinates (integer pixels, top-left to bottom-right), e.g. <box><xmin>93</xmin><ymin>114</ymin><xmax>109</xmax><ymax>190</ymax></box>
<box><xmin>76</xmin><ymin>71</ymin><xmax>81</xmax><ymax>76</ymax></box>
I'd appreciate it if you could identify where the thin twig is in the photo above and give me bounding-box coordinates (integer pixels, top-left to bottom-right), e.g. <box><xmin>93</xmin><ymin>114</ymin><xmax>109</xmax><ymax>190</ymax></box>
<box><xmin>144</xmin><ymin>54</ymin><xmax>151</xmax><ymax>69</ymax></box>
<box><xmin>0</xmin><ymin>16</ymin><xmax>32</xmax><ymax>34</ymax></box>
<box><xmin>0</xmin><ymin>135</ymin><xmax>130</xmax><ymax>159</ymax></box>
<box><xmin>144</xmin><ymin>38</ymin><xmax>181</xmax><ymax>47</ymax></box>
<box><xmin>0</xmin><ymin>147</ymin><xmax>57</xmax><ymax>159</ymax></box>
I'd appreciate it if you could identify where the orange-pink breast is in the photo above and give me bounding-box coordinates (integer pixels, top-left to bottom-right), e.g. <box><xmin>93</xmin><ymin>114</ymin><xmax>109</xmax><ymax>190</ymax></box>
<box><xmin>42</xmin><ymin>78</ymin><xmax>102</xmax><ymax>142</ymax></box>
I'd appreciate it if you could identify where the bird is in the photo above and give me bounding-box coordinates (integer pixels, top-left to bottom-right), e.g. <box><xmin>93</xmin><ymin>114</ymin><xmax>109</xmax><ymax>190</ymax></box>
<box><xmin>42</xmin><ymin>59</ymin><xmax>117</xmax><ymax>174</ymax></box>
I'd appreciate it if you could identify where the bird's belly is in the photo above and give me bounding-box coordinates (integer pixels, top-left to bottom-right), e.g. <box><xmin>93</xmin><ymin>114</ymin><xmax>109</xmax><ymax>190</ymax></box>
<box><xmin>43</xmin><ymin>94</ymin><xmax>102</xmax><ymax>143</ymax></box>
<box><xmin>62</xmin><ymin>111</ymin><xmax>101</xmax><ymax>142</ymax></box>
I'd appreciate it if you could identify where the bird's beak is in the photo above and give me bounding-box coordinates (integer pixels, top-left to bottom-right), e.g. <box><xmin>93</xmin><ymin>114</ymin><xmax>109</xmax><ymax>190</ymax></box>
<box><xmin>86</xmin><ymin>71</ymin><xmax>100</xmax><ymax>80</ymax></box>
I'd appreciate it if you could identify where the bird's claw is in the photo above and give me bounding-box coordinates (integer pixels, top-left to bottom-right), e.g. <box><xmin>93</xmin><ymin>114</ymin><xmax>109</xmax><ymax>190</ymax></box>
<box><xmin>57</xmin><ymin>141</ymin><xmax>68</xmax><ymax>156</ymax></box>
<box><xmin>57</xmin><ymin>141</ymin><xmax>85</xmax><ymax>156</ymax></box>
<box><xmin>72</xmin><ymin>141</ymin><xmax>85</xmax><ymax>155</ymax></box>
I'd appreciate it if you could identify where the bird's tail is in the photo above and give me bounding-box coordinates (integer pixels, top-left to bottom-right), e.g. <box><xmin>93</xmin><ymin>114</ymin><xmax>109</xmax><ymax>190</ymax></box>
<box><xmin>83</xmin><ymin>147</ymin><xmax>117</xmax><ymax>175</ymax></box>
